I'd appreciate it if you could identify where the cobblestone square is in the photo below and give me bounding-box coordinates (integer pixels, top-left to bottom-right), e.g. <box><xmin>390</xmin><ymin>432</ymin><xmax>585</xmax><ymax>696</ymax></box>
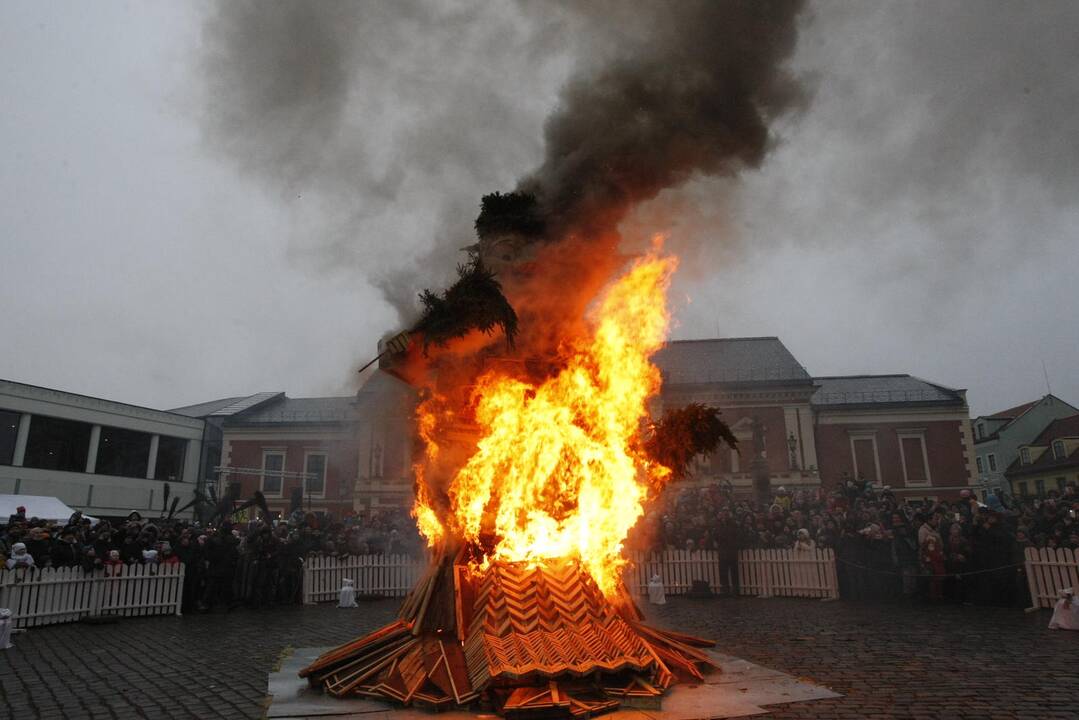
<box><xmin>1</xmin><ymin>598</ymin><xmax>1074</xmax><ymax>719</ymax></box>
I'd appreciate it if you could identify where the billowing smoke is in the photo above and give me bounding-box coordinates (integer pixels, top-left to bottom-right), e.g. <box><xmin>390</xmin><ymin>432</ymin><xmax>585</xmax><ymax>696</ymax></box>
<box><xmin>476</xmin><ymin>0</ymin><xmax>807</xmax><ymax>357</ymax></box>
<box><xmin>198</xmin><ymin>1</ymin><xmax>574</xmax><ymax>325</ymax></box>
<box><xmin>521</xmin><ymin>0</ymin><xmax>806</xmax><ymax>243</ymax></box>
<box><xmin>199</xmin><ymin>1</ymin><xmax>806</xmax><ymax>337</ymax></box>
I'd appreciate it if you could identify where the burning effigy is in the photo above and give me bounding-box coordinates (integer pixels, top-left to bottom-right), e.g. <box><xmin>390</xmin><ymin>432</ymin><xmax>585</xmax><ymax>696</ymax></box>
<box><xmin>298</xmin><ymin>2</ymin><xmax>807</xmax><ymax>715</ymax></box>
<box><xmin>302</xmin><ymin>245</ymin><xmax>726</xmax><ymax>716</ymax></box>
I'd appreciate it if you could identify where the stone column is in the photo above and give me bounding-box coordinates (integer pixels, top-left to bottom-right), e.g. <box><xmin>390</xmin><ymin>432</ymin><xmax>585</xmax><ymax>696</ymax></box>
<box><xmin>12</xmin><ymin>413</ymin><xmax>31</xmax><ymax>466</ymax></box>
<box><xmin>146</xmin><ymin>434</ymin><xmax>160</xmax><ymax>480</ymax></box>
<box><xmin>85</xmin><ymin>424</ymin><xmax>101</xmax><ymax>473</ymax></box>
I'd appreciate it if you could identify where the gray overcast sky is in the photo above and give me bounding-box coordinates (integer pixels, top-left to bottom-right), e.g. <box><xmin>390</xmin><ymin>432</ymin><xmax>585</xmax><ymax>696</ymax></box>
<box><xmin>2</xmin><ymin>1</ymin><xmax>1077</xmax><ymax>417</ymax></box>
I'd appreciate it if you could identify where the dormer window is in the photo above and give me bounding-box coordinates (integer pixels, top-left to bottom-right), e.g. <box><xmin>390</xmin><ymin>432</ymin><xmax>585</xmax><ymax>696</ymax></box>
<box><xmin>1053</xmin><ymin>440</ymin><xmax>1067</xmax><ymax>460</ymax></box>
<box><xmin>977</xmin><ymin>423</ymin><xmax>985</xmax><ymax>440</ymax></box>
<box><xmin>1020</xmin><ymin>447</ymin><xmax>1031</xmax><ymax>466</ymax></box>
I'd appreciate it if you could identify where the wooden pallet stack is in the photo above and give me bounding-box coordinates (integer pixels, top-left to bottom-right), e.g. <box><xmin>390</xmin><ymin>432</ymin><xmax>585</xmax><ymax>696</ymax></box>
<box><xmin>300</xmin><ymin>547</ymin><xmax>718</xmax><ymax>717</ymax></box>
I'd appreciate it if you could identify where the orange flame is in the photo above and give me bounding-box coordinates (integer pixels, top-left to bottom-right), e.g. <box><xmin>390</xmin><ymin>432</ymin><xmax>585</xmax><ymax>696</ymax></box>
<box><xmin>414</xmin><ymin>245</ymin><xmax>677</xmax><ymax>596</ymax></box>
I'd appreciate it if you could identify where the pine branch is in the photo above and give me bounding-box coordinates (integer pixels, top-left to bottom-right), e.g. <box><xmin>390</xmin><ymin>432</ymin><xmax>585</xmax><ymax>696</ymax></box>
<box><xmin>644</xmin><ymin>403</ymin><xmax>738</xmax><ymax>480</ymax></box>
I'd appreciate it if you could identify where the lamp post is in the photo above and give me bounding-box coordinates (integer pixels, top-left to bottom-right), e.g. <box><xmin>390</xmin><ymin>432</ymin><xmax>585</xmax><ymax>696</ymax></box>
<box><xmin>787</xmin><ymin>432</ymin><xmax>799</xmax><ymax>471</ymax></box>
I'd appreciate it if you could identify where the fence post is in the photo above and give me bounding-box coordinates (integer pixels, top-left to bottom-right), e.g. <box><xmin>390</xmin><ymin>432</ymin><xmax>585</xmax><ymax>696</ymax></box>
<box><xmin>1024</xmin><ymin>547</ymin><xmax>1039</xmax><ymax>611</ymax></box>
<box><xmin>175</xmin><ymin>564</ymin><xmax>185</xmax><ymax>616</ymax></box>
<box><xmin>760</xmin><ymin>550</ymin><xmax>772</xmax><ymax>598</ymax></box>
<box><xmin>302</xmin><ymin>556</ymin><xmax>313</xmax><ymax>605</ymax></box>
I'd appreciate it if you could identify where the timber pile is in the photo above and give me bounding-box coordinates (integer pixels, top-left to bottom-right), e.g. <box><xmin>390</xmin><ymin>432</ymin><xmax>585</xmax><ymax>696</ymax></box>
<box><xmin>300</xmin><ymin>547</ymin><xmax>719</xmax><ymax>717</ymax></box>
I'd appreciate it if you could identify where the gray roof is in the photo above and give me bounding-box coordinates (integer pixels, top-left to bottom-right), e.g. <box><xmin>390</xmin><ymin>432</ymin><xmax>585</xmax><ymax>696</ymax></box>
<box><xmin>168</xmin><ymin>396</ymin><xmax>247</xmax><ymax>418</ymax></box>
<box><xmin>652</xmin><ymin>337</ymin><xmax>812</xmax><ymax>386</ymax></box>
<box><xmin>812</xmin><ymin>375</ymin><xmax>965</xmax><ymax>408</ymax></box>
<box><xmin>168</xmin><ymin>392</ymin><xmax>284</xmax><ymax>418</ymax></box>
<box><xmin>227</xmin><ymin>396</ymin><xmax>356</xmax><ymax>425</ymax></box>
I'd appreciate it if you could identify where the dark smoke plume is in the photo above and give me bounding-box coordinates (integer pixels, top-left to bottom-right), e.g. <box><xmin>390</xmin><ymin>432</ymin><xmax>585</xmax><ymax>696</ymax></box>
<box><xmin>520</xmin><ymin>0</ymin><xmax>806</xmax><ymax>243</ymax></box>
<box><xmin>477</xmin><ymin>0</ymin><xmax>807</xmax><ymax>359</ymax></box>
<box><xmin>198</xmin><ymin>1</ymin><xmax>807</xmax><ymax>356</ymax></box>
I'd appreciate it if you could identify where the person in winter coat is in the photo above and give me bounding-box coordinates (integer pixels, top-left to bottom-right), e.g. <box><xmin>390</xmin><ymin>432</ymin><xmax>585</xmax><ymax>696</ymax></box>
<box><xmin>945</xmin><ymin>523</ymin><xmax>971</xmax><ymax>603</ymax></box>
<box><xmin>921</xmin><ymin>537</ymin><xmax>946</xmax><ymax>601</ymax></box>
<box><xmin>158</xmin><ymin>542</ymin><xmax>181</xmax><ymax>566</ymax></box>
<box><xmin>5</xmin><ymin>543</ymin><xmax>35</xmax><ymax>569</ymax></box>
<box><xmin>50</xmin><ymin>529</ymin><xmax>81</xmax><ymax>568</ymax></box>
<box><xmin>25</xmin><ymin>527</ymin><xmax>51</xmax><ymax>567</ymax></box>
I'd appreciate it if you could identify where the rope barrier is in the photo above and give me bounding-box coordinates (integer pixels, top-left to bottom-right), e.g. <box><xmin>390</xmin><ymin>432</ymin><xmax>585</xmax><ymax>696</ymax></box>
<box><xmin>833</xmin><ymin>555</ymin><xmax>1025</xmax><ymax>579</ymax></box>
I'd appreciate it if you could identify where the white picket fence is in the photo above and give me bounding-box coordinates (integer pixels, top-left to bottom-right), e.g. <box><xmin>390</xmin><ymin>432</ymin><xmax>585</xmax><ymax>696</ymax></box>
<box><xmin>1025</xmin><ymin>546</ymin><xmax>1079</xmax><ymax>609</ymax></box>
<box><xmin>0</xmin><ymin>564</ymin><xmax>185</xmax><ymax>628</ymax></box>
<box><xmin>302</xmin><ymin>549</ymin><xmax>839</xmax><ymax>604</ymax></box>
<box><xmin>302</xmin><ymin>553</ymin><xmax>426</xmax><ymax>604</ymax></box>
<box><xmin>625</xmin><ymin>548</ymin><xmax>838</xmax><ymax>600</ymax></box>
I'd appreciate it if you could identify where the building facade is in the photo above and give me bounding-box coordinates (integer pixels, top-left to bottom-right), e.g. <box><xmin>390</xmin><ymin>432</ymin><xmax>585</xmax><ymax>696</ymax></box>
<box><xmin>205</xmin><ymin>373</ymin><xmax>417</xmax><ymax>518</ymax></box>
<box><xmin>652</xmin><ymin>338</ymin><xmax>820</xmax><ymax>494</ymax></box>
<box><xmin>812</xmin><ymin>375</ymin><xmax>976</xmax><ymax>499</ymax></box>
<box><xmin>0</xmin><ymin>379</ymin><xmax>204</xmax><ymax>518</ymax></box>
<box><xmin>1004</xmin><ymin>414</ymin><xmax>1079</xmax><ymax>498</ymax></box>
<box><xmin>179</xmin><ymin>336</ymin><xmax>981</xmax><ymax>515</ymax></box>
<box><xmin>969</xmin><ymin>395</ymin><xmax>1078</xmax><ymax>496</ymax></box>
<box><xmin>649</xmin><ymin>340</ymin><xmax>977</xmax><ymax>500</ymax></box>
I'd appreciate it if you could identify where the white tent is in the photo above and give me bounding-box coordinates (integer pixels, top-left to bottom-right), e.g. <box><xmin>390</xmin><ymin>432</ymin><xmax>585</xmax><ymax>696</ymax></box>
<box><xmin>0</xmin><ymin>495</ymin><xmax>98</xmax><ymax>525</ymax></box>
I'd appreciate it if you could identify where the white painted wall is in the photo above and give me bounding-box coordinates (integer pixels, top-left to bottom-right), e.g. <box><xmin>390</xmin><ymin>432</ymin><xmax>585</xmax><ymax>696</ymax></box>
<box><xmin>0</xmin><ymin>379</ymin><xmax>204</xmax><ymax>517</ymax></box>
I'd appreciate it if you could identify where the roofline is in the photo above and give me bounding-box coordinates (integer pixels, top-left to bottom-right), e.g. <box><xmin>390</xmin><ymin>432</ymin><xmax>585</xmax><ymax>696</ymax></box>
<box><xmin>980</xmin><ymin>394</ymin><xmax>1079</xmax><ymax>424</ymax></box>
<box><xmin>1</xmin><ymin>377</ymin><xmax>201</xmax><ymax>423</ymax></box>
<box><xmin>663</xmin><ymin>378</ymin><xmax>816</xmax><ymax>390</ymax></box>
<box><xmin>1006</xmin><ymin>460</ymin><xmax>1079</xmax><ymax>478</ymax></box>
<box><xmin>814</xmin><ymin>373</ymin><xmax>914</xmax><ymax>380</ymax></box>
<box><xmin>908</xmin><ymin>375</ymin><xmax>965</xmax><ymax>395</ymax></box>
<box><xmin>223</xmin><ymin>418</ymin><xmax>355</xmax><ymax>428</ymax></box>
<box><xmin>812</xmin><ymin>399</ymin><xmax>967</xmax><ymax>411</ymax></box>
<box><xmin>664</xmin><ymin>336</ymin><xmax>782</xmax><ymax>344</ymax></box>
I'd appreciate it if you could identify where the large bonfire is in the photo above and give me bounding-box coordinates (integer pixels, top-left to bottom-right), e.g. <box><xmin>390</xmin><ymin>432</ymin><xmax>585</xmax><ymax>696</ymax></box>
<box><xmin>296</xmin><ymin>3</ymin><xmax>807</xmax><ymax>713</ymax></box>
<box><xmin>300</xmin><ymin>244</ymin><xmax>726</xmax><ymax>717</ymax></box>
<box><xmin>414</xmin><ymin>247</ymin><xmax>677</xmax><ymax>597</ymax></box>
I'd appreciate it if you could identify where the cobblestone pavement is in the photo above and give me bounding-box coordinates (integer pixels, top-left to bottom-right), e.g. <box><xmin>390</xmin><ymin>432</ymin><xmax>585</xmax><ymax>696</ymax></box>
<box><xmin>0</xmin><ymin>598</ymin><xmax>1075</xmax><ymax>719</ymax></box>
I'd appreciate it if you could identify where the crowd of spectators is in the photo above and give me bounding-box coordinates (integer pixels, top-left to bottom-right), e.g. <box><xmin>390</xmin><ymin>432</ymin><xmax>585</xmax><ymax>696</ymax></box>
<box><xmin>5</xmin><ymin>476</ymin><xmax>1077</xmax><ymax>609</ymax></box>
<box><xmin>0</xmin><ymin>504</ymin><xmax>424</xmax><ymax>612</ymax></box>
<box><xmin>631</xmin><ymin>475</ymin><xmax>1079</xmax><ymax>606</ymax></box>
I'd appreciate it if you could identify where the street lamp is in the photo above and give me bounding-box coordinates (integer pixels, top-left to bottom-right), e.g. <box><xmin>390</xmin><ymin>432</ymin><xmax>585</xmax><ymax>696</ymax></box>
<box><xmin>787</xmin><ymin>432</ymin><xmax>799</xmax><ymax>471</ymax></box>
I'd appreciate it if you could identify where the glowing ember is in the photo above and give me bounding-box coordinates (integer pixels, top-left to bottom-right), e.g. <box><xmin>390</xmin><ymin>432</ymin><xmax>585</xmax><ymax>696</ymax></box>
<box><xmin>414</xmin><ymin>244</ymin><xmax>677</xmax><ymax>596</ymax></box>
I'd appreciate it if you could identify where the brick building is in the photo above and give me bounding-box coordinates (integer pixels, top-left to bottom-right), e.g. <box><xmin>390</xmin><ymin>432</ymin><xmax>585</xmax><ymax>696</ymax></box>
<box><xmin>180</xmin><ymin>337</ymin><xmax>976</xmax><ymax>517</ymax></box>
<box><xmin>180</xmin><ymin>373</ymin><xmax>416</xmax><ymax>518</ymax></box>
<box><xmin>651</xmin><ymin>339</ymin><xmax>976</xmax><ymax>500</ymax></box>
<box><xmin>812</xmin><ymin>375</ymin><xmax>976</xmax><ymax>498</ymax></box>
<box><xmin>651</xmin><ymin>338</ymin><xmax>819</xmax><ymax>495</ymax></box>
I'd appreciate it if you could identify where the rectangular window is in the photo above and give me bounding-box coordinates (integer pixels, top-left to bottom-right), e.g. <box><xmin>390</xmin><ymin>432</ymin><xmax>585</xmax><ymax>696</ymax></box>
<box><xmin>976</xmin><ymin>456</ymin><xmax>984</xmax><ymax>474</ymax></box>
<box><xmin>95</xmin><ymin>425</ymin><xmax>152</xmax><ymax>478</ymax></box>
<box><xmin>305</xmin><ymin>453</ymin><xmax>327</xmax><ymax>497</ymax></box>
<box><xmin>1018</xmin><ymin>481</ymin><xmax>1029</xmax><ymax>497</ymax></box>
<box><xmin>988</xmin><ymin>454</ymin><xmax>998</xmax><ymax>472</ymax></box>
<box><xmin>1058</xmin><ymin>477</ymin><xmax>1067</xmax><ymax>491</ymax></box>
<box><xmin>1019</xmin><ymin>448</ymin><xmax>1031</xmax><ymax>466</ymax></box>
<box><xmin>1036</xmin><ymin>478</ymin><xmax>1046</xmax><ymax>497</ymax></box>
<box><xmin>262</xmin><ymin>452</ymin><xmax>285</xmax><ymax>496</ymax></box>
<box><xmin>23</xmin><ymin>415</ymin><xmax>92</xmax><ymax>472</ymax></box>
<box><xmin>0</xmin><ymin>410</ymin><xmax>20</xmax><ymax>466</ymax></box>
<box><xmin>154</xmin><ymin>436</ymin><xmax>187</xmax><ymax>481</ymax></box>
<box><xmin>900</xmin><ymin>435</ymin><xmax>930</xmax><ymax>486</ymax></box>
<box><xmin>977</xmin><ymin>423</ymin><xmax>985</xmax><ymax>440</ymax></box>
<box><xmin>852</xmin><ymin>437</ymin><xmax>879</xmax><ymax>483</ymax></box>
<box><xmin>1053</xmin><ymin>440</ymin><xmax>1067</xmax><ymax>460</ymax></box>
